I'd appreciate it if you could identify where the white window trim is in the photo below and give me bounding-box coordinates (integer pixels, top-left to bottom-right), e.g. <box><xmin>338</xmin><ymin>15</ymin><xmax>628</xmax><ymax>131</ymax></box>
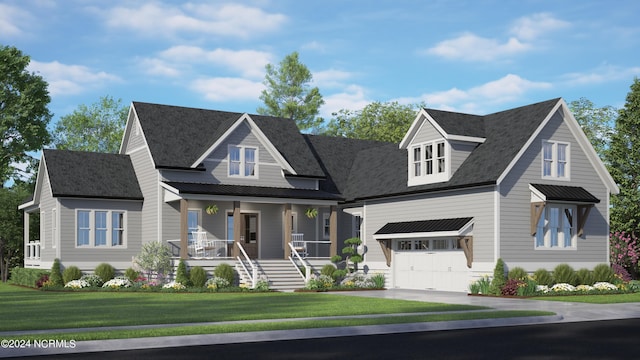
<box><xmin>541</xmin><ymin>140</ymin><xmax>570</xmax><ymax>181</ymax></box>
<box><xmin>408</xmin><ymin>140</ymin><xmax>450</xmax><ymax>186</ymax></box>
<box><xmin>75</xmin><ymin>209</ymin><xmax>127</xmax><ymax>248</ymax></box>
<box><xmin>395</xmin><ymin>238</ymin><xmax>462</xmax><ymax>251</ymax></box>
<box><xmin>228</xmin><ymin>145</ymin><xmax>259</xmax><ymax>178</ymax></box>
<box><xmin>534</xmin><ymin>204</ymin><xmax>577</xmax><ymax>250</ymax></box>
<box><xmin>187</xmin><ymin>208</ymin><xmax>202</xmax><ymax>243</ymax></box>
<box><xmin>322</xmin><ymin>212</ymin><xmax>330</xmax><ymax>240</ymax></box>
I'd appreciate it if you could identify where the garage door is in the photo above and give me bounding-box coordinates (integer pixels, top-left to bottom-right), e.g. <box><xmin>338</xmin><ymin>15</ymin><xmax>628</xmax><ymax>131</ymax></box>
<box><xmin>393</xmin><ymin>239</ymin><xmax>469</xmax><ymax>292</ymax></box>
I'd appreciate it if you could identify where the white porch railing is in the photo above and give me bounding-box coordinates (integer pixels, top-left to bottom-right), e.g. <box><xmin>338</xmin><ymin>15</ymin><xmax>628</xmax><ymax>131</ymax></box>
<box><xmin>288</xmin><ymin>242</ymin><xmax>310</xmax><ymax>284</ymax></box>
<box><xmin>25</xmin><ymin>241</ymin><xmax>41</xmax><ymax>260</ymax></box>
<box><xmin>236</xmin><ymin>242</ymin><xmax>257</xmax><ymax>289</ymax></box>
<box><xmin>166</xmin><ymin>239</ymin><xmax>233</xmax><ymax>259</ymax></box>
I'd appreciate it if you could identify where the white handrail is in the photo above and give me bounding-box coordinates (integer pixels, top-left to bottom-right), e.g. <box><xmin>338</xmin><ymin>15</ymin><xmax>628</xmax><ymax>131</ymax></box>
<box><xmin>288</xmin><ymin>242</ymin><xmax>310</xmax><ymax>284</ymax></box>
<box><xmin>236</xmin><ymin>242</ymin><xmax>257</xmax><ymax>288</ymax></box>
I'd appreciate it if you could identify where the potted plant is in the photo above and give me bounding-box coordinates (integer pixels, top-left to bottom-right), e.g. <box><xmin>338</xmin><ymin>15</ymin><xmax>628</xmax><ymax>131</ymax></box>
<box><xmin>305</xmin><ymin>207</ymin><xmax>318</xmax><ymax>219</ymax></box>
<box><xmin>205</xmin><ymin>204</ymin><xmax>218</xmax><ymax>215</ymax></box>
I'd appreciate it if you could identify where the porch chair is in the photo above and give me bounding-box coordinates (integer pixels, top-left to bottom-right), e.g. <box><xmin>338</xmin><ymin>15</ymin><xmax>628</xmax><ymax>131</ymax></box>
<box><xmin>292</xmin><ymin>240</ymin><xmax>308</xmax><ymax>259</ymax></box>
<box><xmin>192</xmin><ymin>231</ymin><xmax>208</xmax><ymax>258</ymax></box>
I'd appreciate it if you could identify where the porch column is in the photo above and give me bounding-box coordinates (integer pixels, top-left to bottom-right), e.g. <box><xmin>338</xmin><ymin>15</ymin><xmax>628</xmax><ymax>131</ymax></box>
<box><xmin>179</xmin><ymin>198</ymin><xmax>188</xmax><ymax>259</ymax></box>
<box><xmin>233</xmin><ymin>201</ymin><xmax>241</xmax><ymax>258</ymax></box>
<box><xmin>284</xmin><ymin>203</ymin><xmax>292</xmax><ymax>259</ymax></box>
<box><xmin>330</xmin><ymin>205</ymin><xmax>338</xmax><ymax>257</ymax></box>
<box><xmin>23</xmin><ymin>211</ymin><xmax>29</xmax><ymax>259</ymax></box>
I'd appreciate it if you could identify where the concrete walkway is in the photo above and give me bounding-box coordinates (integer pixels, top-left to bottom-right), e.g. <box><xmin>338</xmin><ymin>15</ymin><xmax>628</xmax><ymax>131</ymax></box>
<box><xmin>2</xmin><ymin>289</ymin><xmax>640</xmax><ymax>358</ymax></box>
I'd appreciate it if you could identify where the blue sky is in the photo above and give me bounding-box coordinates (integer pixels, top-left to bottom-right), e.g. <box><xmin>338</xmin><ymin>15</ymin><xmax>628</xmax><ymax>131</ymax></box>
<box><xmin>3</xmin><ymin>0</ymin><xmax>640</xmax><ymax>128</ymax></box>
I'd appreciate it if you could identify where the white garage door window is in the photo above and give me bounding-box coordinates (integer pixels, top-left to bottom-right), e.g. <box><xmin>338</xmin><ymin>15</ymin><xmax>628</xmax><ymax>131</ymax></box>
<box><xmin>393</xmin><ymin>238</ymin><xmax>468</xmax><ymax>292</ymax></box>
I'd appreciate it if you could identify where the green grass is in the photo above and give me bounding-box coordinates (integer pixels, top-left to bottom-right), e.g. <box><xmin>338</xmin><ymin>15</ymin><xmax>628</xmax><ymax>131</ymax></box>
<box><xmin>531</xmin><ymin>291</ymin><xmax>640</xmax><ymax>304</ymax></box>
<box><xmin>0</xmin><ymin>283</ymin><xmax>486</xmax><ymax>332</ymax></box>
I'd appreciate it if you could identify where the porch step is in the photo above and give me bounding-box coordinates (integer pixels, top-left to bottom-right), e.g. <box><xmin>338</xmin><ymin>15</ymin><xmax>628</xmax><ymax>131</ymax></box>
<box><xmin>236</xmin><ymin>259</ymin><xmax>309</xmax><ymax>291</ymax></box>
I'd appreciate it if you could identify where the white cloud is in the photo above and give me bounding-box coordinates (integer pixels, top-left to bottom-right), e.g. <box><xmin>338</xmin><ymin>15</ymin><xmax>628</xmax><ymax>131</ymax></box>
<box><xmin>102</xmin><ymin>3</ymin><xmax>287</xmax><ymax>39</ymax></box>
<box><xmin>320</xmin><ymin>85</ymin><xmax>370</xmax><ymax>118</ymax></box>
<box><xmin>561</xmin><ymin>65</ymin><xmax>640</xmax><ymax>86</ymax></box>
<box><xmin>426</xmin><ymin>33</ymin><xmax>530</xmax><ymax>62</ymax></box>
<box><xmin>0</xmin><ymin>3</ymin><xmax>31</xmax><ymax>38</ymax></box>
<box><xmin>191</xmin><ymin>77</ymin><xmax>264</xmax><ymax>102</ymax></box>
<box><xmin>395</xmin><ymin>74</ymin><xmax>552</xmax><ymax>113</ymax></box>
<box><xmin>313</xmin><ymin>69</ymin><xmax>355</xmax><ymax>89</ymax></box>
<box><xmin>27</xmin><ymin>61</ymin><xmax>121</xmax><ymax>96</ymax></box>
<box><xmin>157</xmin><ymin>46</ymin><xmax>272</xmax><ymax>78</ymax></box>
<box><xmin>509</xmin><ymin>13</ymin><xmax>570</xmax><ymax>41</ymax></box>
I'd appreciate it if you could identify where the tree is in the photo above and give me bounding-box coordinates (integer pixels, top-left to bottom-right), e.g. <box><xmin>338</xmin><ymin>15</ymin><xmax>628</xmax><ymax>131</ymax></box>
<box><xmin>0</xmin><ymin>182</ymin><xmax>33</xmax><ymax>282</ymax></box>
<box><xmin>0</xmin><ymin>45</ymin><xmax>52</xmax><ymax>185</ymax></box>
<box><xmin>52</xmin><ymin>95</ymin><xmax>128</xmax><ymax>153</ymax></box>
<box><xmin>568</xmin><ymin>97</ymin><xmax>616</xmax><ymax>162</ymax></box>
<box><xmin>323</xmin><ymin>101</ymin><xmax>421</xmax><ymax>143</ymax></box>
<box><xmin>607</xmin><ymin>78</ymin><xmax>640</xmax><ymax>234</ymax></box>
<box><xmin>257</xmin><ymin>52</ymin><xmax>324</xmax><ymax>131</ymax></box>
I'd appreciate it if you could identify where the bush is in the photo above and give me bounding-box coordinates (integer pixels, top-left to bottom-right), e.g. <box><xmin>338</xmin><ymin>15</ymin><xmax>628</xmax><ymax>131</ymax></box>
<box><xmin>49</xmin><ymin>258</ymin><xmax>64</xmax><ymax>287</ymax></box>
<box><xmin>8</xmin><ymin>267</ymin><xmax>49</xmax><ymax>288</ymax></box>
<box><xmin>517</xmin><ymin>277</ymin><xmax>538</xmax><ymax>296</ymax></box>
<box><xmin>468</xmin><ymin>275</ymin><xmax>491</xmax><ymax>295</ymax></box>
<box><xmin>553</xmin><ymin>264</ymin><xmax>578</xmax><ymax>286</ymax></box>
<box><xmin>36</xmin><ymin>274</ymin><xmax>49</xmax><ymax>288</ymax></box>
<box><xmin>593</xmin><ymin>263</ymin><xmax>614</xmax><ymax>283</ymax></box>
<box><xmin>370</xmin><ymin>273</ymin><xmax>386</xmax><ymax>288</ymax></box>
<box><xmin>213</xmin><ymin>263</ymin><xmax>236</xmax><ymax>286</ymax></box>
<box><xmin>175</xmin><ymin>259</ymin><xmax>191</xmax><ymax>286</ymax></box>
<box><xmin>507</xmin><ymin>267</ymin><xmax>528</xmax><ymax>281</ymax></box>
<box><xmin>306</xmin><ymin>274</ymin><xmax>334</xmax><ymax>290</ymax></box>
<box><xmin>124</xmin><ymin>267</ymin><xmax>140</xmax><ymax>282</ymax></box>
<box><xmin>62</xmin><ymin>266</ymin><xmax>83</xmax><ymax>284</ymax></box>
<box><xmin>533</xmin><ymin>269</ymin><xmax>553</xmax><ymax>286</ymax></box>
<box><xmin>320</xmin><ymin>264</ymin><xmax>336</xmax><ymax>277</ymax></box>
<box><xmin>206</xmin><ymin>277</ymin><xmax>230</xmax><ymax>290</ymax></box>
<box><xmin>612</xmin><ymin>263</ymin><xmax>632</xmax><ymax>283</ymax></box>
<box><xmin>489</xmin><ymin>258</ymin><xmax>506</xmax><ymax>295</ymax></box>
<box><xmin>135</xmin><ymin>241</ymin><xmax>172</xmax><ymax>281</ymax></box>
<box><xmin>332</xmin><ymin>269</ymin><xmax>348</xmax><ymax>282</ymax></box>
<box><xmin>501</xmin><ymin>278</ymin><xmax>523</xmax><ymax>296</ymax></box>
<box><xmin>94</xmin><ymin>263</ymin><xmax>115</xmax><ymax>283</ymax></box>
<box><xmin>576</xmin><ymin>268</ymin><xmax>595</xmax><ymax>285</ymax></box>
<box><xmin>190</xmin><ymin>266</ymin><xmax>207</xmax><ymax>287</ymax></box>
<box><xmin>80</xmin><ymin>274</ymin><xmax>104</xmax><ymax>287</ymax></box>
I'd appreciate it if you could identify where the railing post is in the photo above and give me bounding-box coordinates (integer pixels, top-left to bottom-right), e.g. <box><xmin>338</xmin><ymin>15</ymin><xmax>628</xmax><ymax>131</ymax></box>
<box><xmin>252</xmin><ymin>266</ymin><xmax>257</xmax><ymax>289</ymax></box>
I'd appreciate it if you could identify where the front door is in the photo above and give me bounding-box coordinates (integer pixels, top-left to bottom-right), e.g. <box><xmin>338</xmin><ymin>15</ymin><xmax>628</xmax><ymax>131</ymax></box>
<box><xmin>242</xmin><ymin>213</ymin><xmax>259</xmax><ymax>259</ymax></box>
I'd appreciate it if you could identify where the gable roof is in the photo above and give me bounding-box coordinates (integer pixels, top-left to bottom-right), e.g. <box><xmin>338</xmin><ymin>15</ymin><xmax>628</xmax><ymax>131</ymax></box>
<box><xmin>131</xmin><ymin>102</ymin><xmax>325</xmax><ymax>177</ymax></box>
<box><xmin>343</xmin><ymin>98</ymin><xmax>562</xmax><ymax>201</ymax></box>
<box><xmin>43</xmin><ymin>149</ymin><xmax>143</xmax><ymax>200</ymax></box>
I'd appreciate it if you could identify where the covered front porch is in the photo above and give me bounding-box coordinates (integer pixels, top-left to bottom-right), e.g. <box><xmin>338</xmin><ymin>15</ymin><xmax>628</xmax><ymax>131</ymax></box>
<box><xmin>161</xmin><ymin>182</ymin><xmax>341</xmax><ymax>262</ymax></box>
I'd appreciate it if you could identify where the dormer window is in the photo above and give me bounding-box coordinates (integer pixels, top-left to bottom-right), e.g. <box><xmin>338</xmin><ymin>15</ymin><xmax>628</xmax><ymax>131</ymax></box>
<box><xmin>229</xmin><ymin>145</ymin><xmax>258</xmax><ymax>177</ymax></box>
<box><xmin>409</xmin><ymin>140</ymin><xmax>449</xmax><ymax>185</ymax></box>
<box><xmin>542</xmin><ymin>140</ymin><xmax>569</xmax><ymax>180</ymax></box>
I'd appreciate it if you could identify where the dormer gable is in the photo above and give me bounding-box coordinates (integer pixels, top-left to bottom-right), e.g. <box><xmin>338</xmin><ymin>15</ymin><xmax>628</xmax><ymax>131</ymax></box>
<box><xmin>400</xmin><ymin>109</ymin><xmax>486</xmax><ymax>186</ymax></box>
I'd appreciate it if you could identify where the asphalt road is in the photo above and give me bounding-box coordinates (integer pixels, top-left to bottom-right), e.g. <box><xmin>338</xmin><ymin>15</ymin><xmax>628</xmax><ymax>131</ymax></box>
<box><xmin>9</xmin><ymin>318</ymin><xmax>639</xmax><ymax>360</ymax></box>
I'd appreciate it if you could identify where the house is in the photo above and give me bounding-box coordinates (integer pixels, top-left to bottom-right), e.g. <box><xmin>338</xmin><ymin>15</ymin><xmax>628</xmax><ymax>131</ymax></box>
<box><xmin>20</xmin><ymin>98</ymin><xmax>618</xmax><ymax>292</ymax></box>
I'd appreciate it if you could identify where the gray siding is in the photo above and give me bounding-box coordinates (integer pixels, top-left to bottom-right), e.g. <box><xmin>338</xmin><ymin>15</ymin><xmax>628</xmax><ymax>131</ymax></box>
<box><xmin>37</xmin><ymin>167</ymin><xmax>58</xmax><ymax>263</ymax></box>
<box><xmin>361</xmin><ymin>187</ymin><xmax>496</xmax><ymax>264</ymax></box>
<box><xmin>128</xmin><ymin>146</ymin><xmax>158</xmax><ymax>244</ymax></box>
<box><xmin>450</xmin><ymin>141</ymin><xmax>477</xmax><ymax>175</ymax></box>
<box><xmin>499</xmin><ymin>109</ymin><xmax>610</xmax><ymax>267</ymax></box>
<box><xmin>57</xmin><ymin>198</ymin><xmax>142</xmax><ymax>265</ymax></box>
<box><xmin>124</xmin><ymin>118</ymin><xmax>146</xmax><ymax>152</ymax></box>
<box><xmin>411</xmin><ymin>118</ymin><xmax>443</xmax><ymax>144</ymax></box>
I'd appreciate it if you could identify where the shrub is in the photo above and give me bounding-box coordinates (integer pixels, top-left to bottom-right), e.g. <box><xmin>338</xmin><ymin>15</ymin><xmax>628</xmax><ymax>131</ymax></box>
<box><xmin>213</xmin><ymin>263</ymin><xmax>236</xmax><ymax>286</ymax></box>
<box><xmin>102</xmin><ymin>276</ymin><xmax>132</xmax><ymax>289</ymax></box>
<box><xmin>134</xmin><ymin>241</ymin><xmax>172</xmax><ymax>281</ymax></box>
<box><xmin>8</xmin><ymin>267</ymin><xmax>49</xmax><ymax>288</ymax></box>
<box><xmin>64</xmin><ymin>279</ymin><xmax>91</xmax><ymax>289</ymax></box>
<box><xmin>49</xmin><ymin>258</ymin><xmax>64</xmax><ymax>287</ymax></box>
<box><xmin>175</xmin><ymin>259</ymin><xmax>191</xmax><ymax>286</ymax></box>
<box><xmin>94</xmin><ymin>263</ymin><xmax>115</xmax><ymax>283</ymax></box>
<box><xmin>609</xmin><ymin>232</ymin><xmax>639</xmax><ymax>274</ymax></box>
<box><xmin>62</xmin><ymin>266</ymin><xmax>83</xmax><ymax>284</ymax></box>
<box><xmin>124</xmin><ymin>267</ymin><xmax>139</xmax><ymax>282</ymax></box>
<box><xmin>501</xmin><ymin>278</ymin><xmax>523</xmax><ymax>296</ymax></box>
<box><xmin>553</xmin><ymin>264</ymin><xmax>578</xmax><ymax>286</ymax></box>
<box><xmin>489</xmin><ymin>258</ymin><xmax>506</xmax><ymax>295</ymax></box>
<box><xmin>517</xmin><ymin>277</ymin><xmax>538</xmax><ymax>296</ymax></box>
<box><xmin>206</xmin><ymin>277</ymin><xmax>230</xmax><ymax>290</ymax></box>
<box><xmin>612</xmin><ymin>263</ymin><xmax>632</xmax><ymax>283</ymax></box>
<box><xmin>507</xmin><ymin>267</ymin><xmax>528</xmax><ymax>281</ymax></box>
<box><xmin>332</xmin><ymin>269</ymin><xmax>348</xmax><ymax>282</ymax></box>
<box><xmin>320</xmin><ymin>264</ymin><xmax>336</xmax><ymax>277</ymax></box>
<box><xmin>469</xmin><ymin>275</ymin><xmax>491</xmax><ymax>295</ymax></box>
<box><xmin>80</xmin><ymin>274</ymin><xmax>104</xmax><ymax>287</ymax></box>
<box><xmin>254</xmin><ymin>278</ymin><xmax>270</xmax><ymax>291</ymax></box>
<box><xmin>306</xmin><ymin>274</ymin><xmax>334</xmax><ymax>290</ymax></box>
<box><xmin>190</xmin><ymin>266</ymin><xmax>207</xmax><ymax>287</ymax></box>
<box><xmin>533</xmin><ymin>269</ymin><xmax>553</xmax><ymax>286</ymax></box>
<box><xmin>330</xmin><ymin>255</ymin><xmax>343</xmax><ymax>264</ymax></box>
<box><xmin>370</xmin><ymin>273</ymin><xmax>386</xmax><ymax>288</ymax></box>
<box><xmin>576</xmin><ymin>268</ymin><xmax>595</xmax><ymax>285</ymax></box>
<box><xmin>593</xmin><ymin>263</ymin><xmax>614</xmax><ymax>283</ymax></box>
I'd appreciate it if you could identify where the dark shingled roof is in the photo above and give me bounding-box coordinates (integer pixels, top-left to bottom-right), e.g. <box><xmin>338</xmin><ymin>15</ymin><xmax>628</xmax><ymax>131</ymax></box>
<box><xmin>531</xmin><ymin>183</ymin><xmax>600</xmax><ymax>203</ymax></box>
<box><xmin>343</xmin><ymin>98</ymin><xmax>561</xmax><ymax>201</ymax></box>
<box><xmin>426</xmin><ymin>109</ymin><xmax>485</xmax><ymax>138</ymax></box>
<box><xmin>164</xmin><ymin>182</ymin><xmax>343</xmax><ymax>201</ymax></box>
<box><xmin>132</xmin><ymin>102</ymin><xmax>325</xmax><ymax>177</ymax></box>
<box><xmin>374</xmin><ymin>217</ymin><xmax>474</xmax><ymax>235</ymax></box>
<box><xmin>43</xmin><ymin>149</ymin><xmax>143</xmax><ymax>200</ymax></box>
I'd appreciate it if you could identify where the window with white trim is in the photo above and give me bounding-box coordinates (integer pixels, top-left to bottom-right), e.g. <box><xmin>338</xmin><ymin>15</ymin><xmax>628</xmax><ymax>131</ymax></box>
<box><xmin>395</xmin><ymin>238</ymin><xmax>461</xmax><ymax>251</ymax></box>
<box><xmin>76</xmin><ymin>210</ymin><xmax>127</xmax><ymax>247</ymax></box>
<box><xmin>535</xmin><ymin>204</ymin><xmax>576</xmax><ymax>249</ymax></box>
<box><xmin>542</xmin><ymin>140</ymin><xmax>569</xmax><ymax>179</ymax></box>
<box><xmin>322</xmin><ymin>213</ymin><xmax>330</xmax><ymax>239</ymax></box>
<box><xmin>228</xmin><ymin>145</ymin><xmax>258</xmax><ymax>177</ymax></box>
<box><xmin>187</xmin><ymin>209</ymin><xmax>200</xmax><ymax>243</ymax></box>
<box><xmin>409</xmin><ymin>140</ymin><xmax>449</xmax><ymax>185</ymax></box>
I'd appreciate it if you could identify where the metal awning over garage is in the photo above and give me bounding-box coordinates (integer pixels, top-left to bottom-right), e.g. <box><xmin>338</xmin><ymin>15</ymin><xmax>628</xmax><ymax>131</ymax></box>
<box><xmin>373</xmin><ymin>217</ymin><xmax>474</xmax><ymax>268</ymax></box>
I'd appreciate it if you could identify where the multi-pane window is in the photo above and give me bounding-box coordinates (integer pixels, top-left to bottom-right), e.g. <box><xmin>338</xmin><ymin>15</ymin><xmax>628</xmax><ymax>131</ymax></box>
<box><xmin>188</xmin><ymin>210</ymin><xmax>200</xmax><ymax>243</ymax></box>
<box><xmin>76</xmin><ymin>210</ymin><xmax>126</xmax><ymax>247</ymax></box>
<box><xmin>409</xmin><ymin>140</ymin><xmax>447</xmax><ymax>185</ymax></box>
<box><xmin>535</xmin><ymin>204</ymin><xmax>576</xmax><ymax>249</ymax></box>
<box><xmin>396</xmin><ymin>238</ymin><xmax>460</xmax><ymax>251</ymax></box>
<box><xmin>542</xmin><ymin>141</ymin><xmax>569</xmax><ymax>179</ymax></box>
<box><xmin>323</xmin><ymin>213</ymin><xmax>330</xmax><ymax>239</ymax></box>
<box><xmin>228</xmin><ymin>145</ymin><xmax>258</xmax><ymax>177</ymax></box>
